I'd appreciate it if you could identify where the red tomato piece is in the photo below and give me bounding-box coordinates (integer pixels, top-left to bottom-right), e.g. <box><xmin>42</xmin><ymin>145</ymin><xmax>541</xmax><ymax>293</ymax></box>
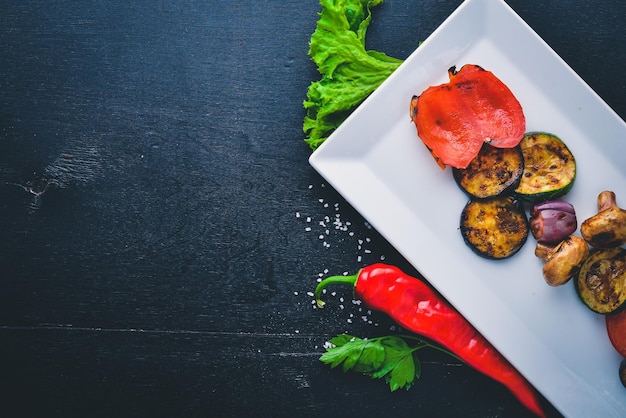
<box><xmin>607</xmin><ymin>309</ymin><xmax>626</xmax><ymax>357</ymax></box>
<box><xmin>410</xmin><ymin>64</ymin><xmax>526</xmax><ymax>169</ymax></box>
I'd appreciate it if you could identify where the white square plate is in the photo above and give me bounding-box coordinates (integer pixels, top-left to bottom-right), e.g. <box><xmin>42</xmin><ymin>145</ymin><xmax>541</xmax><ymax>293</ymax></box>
<box><xmin>309</xmin><ymin>0</ymin><xmax>626</xmax><ymax>416</ymax></box>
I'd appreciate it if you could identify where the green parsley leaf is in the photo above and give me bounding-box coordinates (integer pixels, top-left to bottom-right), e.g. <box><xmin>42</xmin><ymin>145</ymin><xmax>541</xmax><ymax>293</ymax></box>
<box><xmin>320</xmin><ymin>334</ymin><xmax>451</xmax><ymax>392</ymax></box>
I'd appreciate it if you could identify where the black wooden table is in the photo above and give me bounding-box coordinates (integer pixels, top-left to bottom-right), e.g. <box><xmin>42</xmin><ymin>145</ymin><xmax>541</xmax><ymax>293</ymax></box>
<box><xmin>1</xmin><ymin>1</ymin><xmax>625</xmax><ymax>417</ymax></box>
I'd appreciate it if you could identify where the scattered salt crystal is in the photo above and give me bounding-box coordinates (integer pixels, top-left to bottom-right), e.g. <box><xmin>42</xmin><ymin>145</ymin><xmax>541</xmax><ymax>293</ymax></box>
<box><xmin>347</xmin><ymin>319</ymin><xmax>352</xmax><ymax>324</ymax></box>
<box><xmin>306</xmin><ymin>291</ymin><xmax>314</xmax><ymax>297</ymax></box>
<box><xmin>305</xmin><ymin>227</ymin><xmax>311</xmax><ymax>232</ymax></box>
<box><xmin>295</xmin><ymin>212</ymin><xmax>301</xmax><ymax>218</ymax></box>
<box><xmin>294</xmin><ymin>291</ymin><xmax>299</xmax><ymax>296</ymax></box>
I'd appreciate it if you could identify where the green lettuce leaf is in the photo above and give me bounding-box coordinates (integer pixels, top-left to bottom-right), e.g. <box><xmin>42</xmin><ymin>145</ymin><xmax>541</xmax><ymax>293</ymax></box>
<box><xmin>303</xmin><ymin>0</ymin><xmax>403</xmax><ymax>150</ymax></box>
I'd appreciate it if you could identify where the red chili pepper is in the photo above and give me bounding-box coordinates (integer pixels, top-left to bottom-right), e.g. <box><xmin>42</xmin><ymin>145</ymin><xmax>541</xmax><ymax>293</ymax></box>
<box><xmin>315</xmin><ymin>263</ymin><xmax>546</xmax><ymax>418</ymax></box>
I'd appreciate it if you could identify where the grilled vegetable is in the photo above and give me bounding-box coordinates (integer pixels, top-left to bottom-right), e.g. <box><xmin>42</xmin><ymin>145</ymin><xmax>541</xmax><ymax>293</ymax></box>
<box><xmin>534</xmin><ymin>236</ymin><xmax>589</xmax><ymax>287</ymax></box>
<box><xmin>452</xmin><ymin>143</ymin><xmax>524</xmax><ymax>199</ymax></box>
<box><xmin>581</xmin><ymin>191</ymin><xmax>626</xmax><ymax>248</ymax></box>
<box><xmin>410</xmin><ymin>64</ymin><xmax>525</xmax><ymax>169</ymax></box>
<box><xmin>529</xmin><ymin>200</ymin><xmax>577</xmax><ymax>244</ymax></box>
<box><xmin>514</xmin><ymin>132</ymin><xmax>576</xmax><ymax>203</ymax></box>
<box><xmin>606</xmin><ymin>309</ymin><xmax>626</xmax><ymax>357</ymax></box>
<box><xmin>575</xmin><ymin>247</ymin><xmax>626</xmax><ymax>314</ymax></box>
<box><xmin>460</xmin><ymin>196</ymin><xmax>529</xmax><ymax>259</ymax></box>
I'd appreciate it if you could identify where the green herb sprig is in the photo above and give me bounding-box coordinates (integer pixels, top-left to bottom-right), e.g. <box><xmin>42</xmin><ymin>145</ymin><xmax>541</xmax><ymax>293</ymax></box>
<box><xmin>320</xmin><ymin>334</ymin><xmax>458</xmax><ymax>391</ymax></box>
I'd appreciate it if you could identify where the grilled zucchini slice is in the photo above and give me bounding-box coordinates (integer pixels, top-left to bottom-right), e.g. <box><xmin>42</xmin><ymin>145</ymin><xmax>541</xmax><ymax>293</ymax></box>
<box><xmin>453</xmin><ymin>143</ymin><xmax>524</xmax><ymax>199</ymax></box>
<box><xmin>460</xmin><ymin>196</ymin><xmax>529</xmax><ymax>259</ymax></box>
<box><xmin>576</xmin><ymin>247</ymin><xmax>626</xmax><ymax>314</ymax></box>
<box><xmin>514</xmin><ymin>132</ymin><xmax>576</xmax><ymax>203</ymax></box>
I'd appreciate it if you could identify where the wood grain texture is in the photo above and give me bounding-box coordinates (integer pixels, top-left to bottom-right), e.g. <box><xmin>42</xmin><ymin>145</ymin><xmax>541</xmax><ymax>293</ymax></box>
<box><xmin>1</xmin><ymin>1</ymin><xmax>625</xmax><ymax>417</ymax></box>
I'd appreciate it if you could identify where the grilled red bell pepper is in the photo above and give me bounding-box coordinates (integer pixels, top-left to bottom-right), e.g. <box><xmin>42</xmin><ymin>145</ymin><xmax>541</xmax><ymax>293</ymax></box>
<box><xmin>315</xmin><ymin>263</ymin><xmax>545</xmax><ymax>417</ymax></box>
<box><xmin>410</xmin><ymin>64</ymin><xmax>525</xmax><ymax>169</ymax></box>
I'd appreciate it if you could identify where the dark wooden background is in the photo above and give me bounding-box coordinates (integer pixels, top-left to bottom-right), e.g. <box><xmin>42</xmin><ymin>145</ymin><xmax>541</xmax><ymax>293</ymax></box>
<box><xmin>1</xmin><ymin>1</ymin><xmax>625</xmax><ymax>417</ymax></box>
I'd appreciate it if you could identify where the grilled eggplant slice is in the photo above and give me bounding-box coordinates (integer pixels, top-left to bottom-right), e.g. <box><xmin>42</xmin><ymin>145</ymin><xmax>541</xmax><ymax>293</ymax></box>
<box><xmin>576</xmin><ymin>247</ymin><xmax>626</xmax><ymax>314</ymax></box>
<box><xmin>514</xmin><ymin>132</ymin><xmax>576</xmax><ymax>203</ymax></box>
<box><xmin>453</xmin><ymin>143</ymin><xmax>524</xmax><ymax>199</ymax></box>
<box><xmin>460</xmin><ymin>196</ymin><xmax>529</xmax><ymax>259</ymax></box>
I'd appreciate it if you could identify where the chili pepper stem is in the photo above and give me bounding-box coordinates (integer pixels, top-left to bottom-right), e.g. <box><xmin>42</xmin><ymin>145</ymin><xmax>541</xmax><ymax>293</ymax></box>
<box><xmin>314</xmin><ymin>271</ymin><xmax>360</xmax><ymax>308</ymax></box>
